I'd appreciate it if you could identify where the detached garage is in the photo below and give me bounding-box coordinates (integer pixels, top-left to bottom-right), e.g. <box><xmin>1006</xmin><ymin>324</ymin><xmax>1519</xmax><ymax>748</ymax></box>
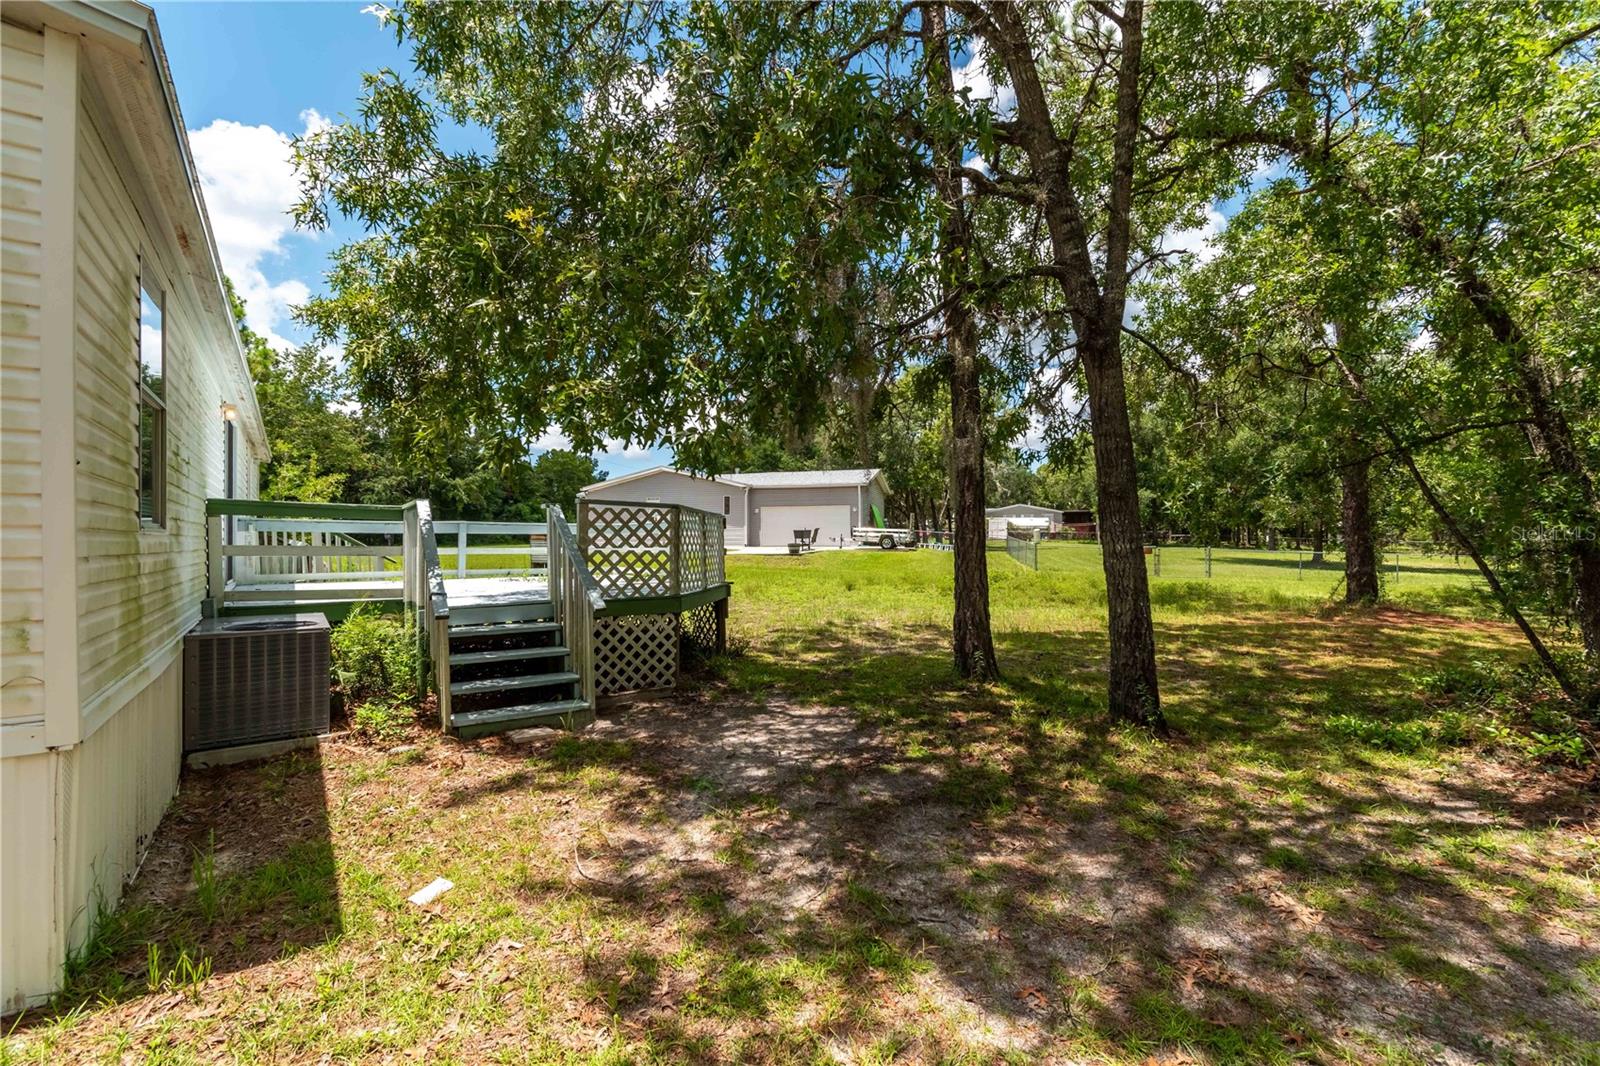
<box><xmin>579</xmin><ymin>467</ymin><xmax>890</xmax><ymax>548</ymax></box>
<box><xmin>758</xmin><ymin>503</ymin><xmax>853</xmax><ymax>546</ymax></box>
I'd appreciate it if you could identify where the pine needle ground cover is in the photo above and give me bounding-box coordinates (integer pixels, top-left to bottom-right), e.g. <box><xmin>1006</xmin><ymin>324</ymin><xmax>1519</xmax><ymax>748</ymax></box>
<box><xmin>9</xmin><ymin>549</ymin><xmax>1596</xmax><ymax>1065</ymax></box>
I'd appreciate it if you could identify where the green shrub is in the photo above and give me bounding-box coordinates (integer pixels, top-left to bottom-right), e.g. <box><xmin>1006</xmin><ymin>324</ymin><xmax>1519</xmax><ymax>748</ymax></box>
<box><xmin>350</xmin><ymin>696</ymin><xmax>416</xmax><ymax>742</ymax></box>
<box><xmin>1404</xmin><ymin>654</ymin><xmax>1595</xmax><ymax>767</ymax></box>
<box><xmin>1325</xmin><ymin>714</ymin><xmax>1430</xmax><ymax>753</ymax></box>
<box><xmin>331</xmin><ymin>606</ymin><xmax>422</xmax><ymax>704</ymax></box>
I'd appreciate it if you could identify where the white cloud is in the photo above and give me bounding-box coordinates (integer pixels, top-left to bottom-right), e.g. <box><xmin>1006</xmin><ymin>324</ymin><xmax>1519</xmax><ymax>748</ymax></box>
<box><xmin>529</xmin><ymin>428</ymin><xmax>572</xmax><ymax>452</ymax></box>
<box><xmin>601</xmin><ymin>437</ymin><xmax>653</xmax><ymax>460</ymax></box>
<box><xmin>954</xmin><ymin>41</ymin><xmax>1016</xmax><ymax>118</ymax></box>
<box><xmin>190</xmin><ymin>109</ymin><xmax>328</xmax><ymax>350</ymax></box>
<box><xmin>1159</xmin><ymin>204</ymin><xmax>1227</xmax><ymax>266</ymax></box>
<box><xmin>527</xmin><ymin>428</ymin><xmax>652</xmax><ymax>462</ymax></box>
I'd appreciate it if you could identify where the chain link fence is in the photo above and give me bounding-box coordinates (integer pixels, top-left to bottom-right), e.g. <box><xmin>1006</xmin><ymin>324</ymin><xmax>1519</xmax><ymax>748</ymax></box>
<box><xmin>1029</xmin><ymin>540</ymin><xmax>1480</xmax><ymax>595</ymax></box>
<box><xmin>1005</xmin><ymin>531</ymin><xmax>1039</xmax><ymax>570</ymax></box>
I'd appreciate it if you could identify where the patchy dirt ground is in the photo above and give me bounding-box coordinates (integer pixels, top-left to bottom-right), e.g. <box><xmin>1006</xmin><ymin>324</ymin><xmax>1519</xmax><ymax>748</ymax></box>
<box><xmin>9</xmin><ymin>661</ymin><xmax>1598</xmax><ymax>1064</ymax></box>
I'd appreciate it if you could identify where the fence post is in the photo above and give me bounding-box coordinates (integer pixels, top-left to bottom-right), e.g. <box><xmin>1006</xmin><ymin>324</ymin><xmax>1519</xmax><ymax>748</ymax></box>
<box><xmin>1394</xmin><ymin>550</ymin><xmax>1400</xmax><ymax>583</ymax></box>
<box><xmin>1297</xmin><ymin>550</ymin><xmax>1303</xmax><ymax>579</ymax></box>
<box><xmin>456</xmin><ymin>523</ymin><xmax>467</xmax><ymax>578</ymax></box>
<box><xmin>1204</xmin><ymin>545</ymin><xmax>1212</xmax><ymax>579</ymax></box>
<box><xmin>669</xmin><ymin>505</ymin><xmax>682</xmax><ymax>596</ymax></box>
<box><xmin>1153</xmin><ymin>546</ymin><xmax>1161</xmax><ymax>577</ymax></box>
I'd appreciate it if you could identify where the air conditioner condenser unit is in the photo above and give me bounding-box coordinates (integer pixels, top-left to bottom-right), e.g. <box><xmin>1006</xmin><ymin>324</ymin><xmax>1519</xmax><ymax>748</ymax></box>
<box><xmin>183</xmin><ymin>613</ymin><xmax>331</xmax><ymax>753</ymax></box>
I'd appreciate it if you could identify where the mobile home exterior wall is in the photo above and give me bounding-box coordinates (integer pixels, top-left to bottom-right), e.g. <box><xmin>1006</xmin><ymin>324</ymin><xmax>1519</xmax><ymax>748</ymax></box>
<box><xmin>0</xmin><ymin>6</ymin><xmax>266</xmax><ymax>1011</ymax></box>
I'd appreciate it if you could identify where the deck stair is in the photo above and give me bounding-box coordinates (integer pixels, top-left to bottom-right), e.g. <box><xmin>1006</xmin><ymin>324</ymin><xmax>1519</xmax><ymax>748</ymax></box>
<box><xmin>442</xmin><ymin>599</ymin><xmax>590</xmax><ymax>738</ymax></box>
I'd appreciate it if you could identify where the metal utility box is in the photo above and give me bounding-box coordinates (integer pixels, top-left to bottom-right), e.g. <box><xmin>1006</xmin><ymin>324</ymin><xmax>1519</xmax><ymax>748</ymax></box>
<box><xmin>183</xmin><ymin>614</ymin><xmax>331</xmax><ymax>753</ymax></box>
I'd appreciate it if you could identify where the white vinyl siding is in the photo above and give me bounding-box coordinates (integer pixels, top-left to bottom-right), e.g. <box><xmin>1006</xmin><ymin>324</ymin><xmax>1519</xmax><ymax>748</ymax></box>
<box><xmin>73</xmin><ymin>81</ymin><xmax>235</xmax><ymax>706</ymax></box>
<box><xmin>2</xmin><ymin>14</ymin><xmax>264</xmax><ymax>1012</ymax></box>
<box><xmin>0</xmin><ymin>22</ymin><xmax>46</xmax><ymax>724</ymax></box>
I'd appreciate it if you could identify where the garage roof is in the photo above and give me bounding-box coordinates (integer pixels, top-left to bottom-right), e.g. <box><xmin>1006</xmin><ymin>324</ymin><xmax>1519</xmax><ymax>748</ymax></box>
<box><xmin>725</xmin><ymin>468</ymin><xmax>882</xmax><ymax>489</ymax></box>
<box><xmin>986</xmin><ymin>503</ymin><xmax>1064</xmax><ymax>517</ymax></box>
<box><xmin>581</xmin><ymin>466</ymin><xmax>889</xmax><ymax>495</ymax></box>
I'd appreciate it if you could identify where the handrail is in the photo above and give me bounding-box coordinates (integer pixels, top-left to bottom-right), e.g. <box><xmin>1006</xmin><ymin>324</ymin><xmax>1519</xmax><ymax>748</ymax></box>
<box><xmin>551</xmin><ymin>510</ymin><xmax>606</xmax><ymax>613</ymax></box>
<box><xmin>548</xmin><ymin>504</ymin><xmax>605</xmax><ymax>715</ymax></box>
<box><xmin>416</xmin><ymin>500</ymin><xmax>450</xmax><ymax>621</ymax></box>
<box><xmin>206</xmin><ymin>498</ymin><xmax>404</xmax><ymax>520</ymax></box>
<box><xmin>402</xmin><ymin>499</ymin><xmax>452</xmax><ymax>730</ymax></box>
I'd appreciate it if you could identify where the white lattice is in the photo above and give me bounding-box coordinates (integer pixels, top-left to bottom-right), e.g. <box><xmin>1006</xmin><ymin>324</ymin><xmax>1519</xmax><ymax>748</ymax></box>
<box><xmin>680</xmin><ymin>602</ymin><xmax>719</xmax><ymax>657</ymax></box>
<box><xmin>583</xmin><ymin>503</ymin><xmax>674</xmax><ymax>599</ymax></box>
<box><xmin>681</xmin><ymin>512</ymin><xmax>709</xmax><ymax>591</ymax></box>
<box><xmin>594</xmin><ymin>614</ymin><xmax>678</xmax><ymax>694</ymax></box>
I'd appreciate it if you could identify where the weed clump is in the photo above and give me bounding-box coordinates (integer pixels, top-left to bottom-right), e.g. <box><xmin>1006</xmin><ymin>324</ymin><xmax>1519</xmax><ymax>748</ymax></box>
<box><xmin>331</xmin><ymin>606</ymin><xmax>423</xmax><ymax>740</ymax></box>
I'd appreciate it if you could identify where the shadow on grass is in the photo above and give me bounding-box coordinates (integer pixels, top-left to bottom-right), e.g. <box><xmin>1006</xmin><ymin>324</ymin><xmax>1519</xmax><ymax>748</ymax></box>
<box><xmin>20</xmin><ymin>608</ymin><xmax>1593</xmax><ymax>1062</ymax></box>
<box><xmin>12</xmin><ymin>748</ymin><xmax>342</xmax><ymax>1026</ymax></box>
<box><xmin>530</xmin><ymin>610</ymin><xmax>1597</xmax><ymax>1061</ymax></box>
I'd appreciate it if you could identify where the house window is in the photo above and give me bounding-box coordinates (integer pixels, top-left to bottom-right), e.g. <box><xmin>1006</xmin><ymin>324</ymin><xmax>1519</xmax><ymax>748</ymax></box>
<box><xmin>138</xmin><ymin>271</ymin><xmax>166</xmax><ymax>527</ymax></box>
<box><xmin>722</xmin><ymin>495</ymin><xmax>730</xmax><ymax>516</ymax></box>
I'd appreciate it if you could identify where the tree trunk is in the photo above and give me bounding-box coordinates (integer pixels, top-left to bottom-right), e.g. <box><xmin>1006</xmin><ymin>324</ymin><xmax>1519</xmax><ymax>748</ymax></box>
<box><xmin>1345</xmin><ymin>182</ymin><xmax>1600</xmax><ymax>659</ymax></box>
<box><xmin>1310</xmin><ymin>521</ymin><xmax>1325</xmax><ymax>563</ymax></box>
<box><xmin>982</xmin><ymin>0</ymin><xmax>1163</xmax><ymax>729</ymax></box>
<box><xmin>1467</xmin><ymin>296</ymin><xmax>1600</xmax><ymax>657</ymax></box>
<box><xmin>949</xmin><ymin>311</ymin><xmax>998</xmax><ymax>678</ymax></box>
<box><xmin>926</xmin><ymin>2</ymin><xmax>998</xmax><ymax>680</ymax></box>
<box><xmin>1082</xmin><ymin>324</ymin><xmax>1162</xmax><ymax>723</ymax></box>
<box><xmin>1342</xmin><ymin>458</ymin><xmax>1379</xmax><ymax>604</ymax></box>
<box><xmin>1330</xmin><ymin>349</ymin><xmax>1592</xmax><ymax>708</ymax></box>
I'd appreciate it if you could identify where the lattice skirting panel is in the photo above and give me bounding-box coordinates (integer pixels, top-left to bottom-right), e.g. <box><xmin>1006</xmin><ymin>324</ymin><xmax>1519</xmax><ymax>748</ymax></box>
<box><xmin>594</xmin><ymin>614</ymin><xmax>679</xmax><ymax>695</ymax></box>
<box><xmin>680</xmin><ymin>602</ymin><xmax>719</xmax><ymax>659</ymax></box>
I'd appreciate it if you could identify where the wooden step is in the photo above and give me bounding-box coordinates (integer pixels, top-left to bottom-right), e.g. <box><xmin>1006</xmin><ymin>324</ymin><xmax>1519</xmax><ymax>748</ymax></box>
<box><xmin>448</xmin><ymin>619</ymin><xmax>562</xmax><ymax>639</ymax></box>
<box><xmin>447</xmin><ymin>601</ymin><xmax>554</xmax><ymax>626</ymax></box>
<box><xmin>450</xmin><ymin>671</ymin><xmax>579</xmax><ymax>698</ymax></box>
<box><xmin>449</xmin><ymin>645</ymin><xmax>569</xmax><ymax>667</ymax></box>
<box><xmin>451</xmin><ymin>699</ymin><xmax>592</xmax><ymax>739</ymax></box>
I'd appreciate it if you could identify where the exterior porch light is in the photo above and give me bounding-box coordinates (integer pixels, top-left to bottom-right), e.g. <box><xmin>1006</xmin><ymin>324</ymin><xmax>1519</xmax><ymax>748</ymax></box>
<box><xmin>219</xmin><ymin>401</ymin><xmax>239</xmax><ymax>421</ymax></box>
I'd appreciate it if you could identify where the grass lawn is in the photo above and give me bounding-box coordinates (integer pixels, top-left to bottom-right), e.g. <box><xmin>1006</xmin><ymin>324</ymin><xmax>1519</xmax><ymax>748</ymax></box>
<box><xmin>8</xmin><ymin>548</ymin><xmax>1597</xmax><ymax>1064</ymax></box>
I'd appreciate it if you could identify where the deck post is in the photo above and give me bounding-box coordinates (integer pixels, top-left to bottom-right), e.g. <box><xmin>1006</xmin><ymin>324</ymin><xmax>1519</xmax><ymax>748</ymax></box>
<box><xmin>714</xmin><ymin>595</ymin><xmax>728</xmax><ymax>654</ymax></box>
<box><xmin>457</xmin><ymin>523</ymin><xmax>467</xmax><ymax>578</ymax></box>
<box><xmin>669</xmin><ymin>506</ymin><xmax>682</xmax><ymax>597</ymax></box>
<box><xmin>207</xmin><ymin>513</ymin><xmax>225</xmax><ymax>616</ymax></box>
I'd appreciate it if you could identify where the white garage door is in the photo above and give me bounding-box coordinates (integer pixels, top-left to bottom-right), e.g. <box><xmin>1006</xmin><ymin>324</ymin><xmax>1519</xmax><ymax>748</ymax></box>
<box><xmin>760</xmin><ymin>504</ymin><xmax>853</xmax><ymax>547</ymax></box>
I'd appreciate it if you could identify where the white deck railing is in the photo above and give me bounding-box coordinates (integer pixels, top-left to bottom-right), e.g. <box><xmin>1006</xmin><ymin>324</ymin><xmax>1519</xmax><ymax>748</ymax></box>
<box><xmin>577</xmin><ymin>499</ymin><xmax>727</xmax><ymax>600</ymax></box>
<box><xmin>547</xmin><ymin>504</ymin><xmax>605</xmax><ymax>715</ymax></box>
<box><xmin>207</xmin><ymin>500</ymin><xmax>552</xmax><ymax>612</ymax></box>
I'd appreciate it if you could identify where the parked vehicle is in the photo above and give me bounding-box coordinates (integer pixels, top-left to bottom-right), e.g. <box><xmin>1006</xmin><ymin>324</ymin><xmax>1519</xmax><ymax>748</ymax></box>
<box><xmin>852</xmin><ymin>526</ymin><xmax>917</xmax><ymax>549</ymax></box>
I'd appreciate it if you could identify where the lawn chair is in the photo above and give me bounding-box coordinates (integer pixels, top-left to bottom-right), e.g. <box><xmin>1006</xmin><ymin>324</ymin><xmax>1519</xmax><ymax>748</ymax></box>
<box><xmin>811</xmin><ymin>527</ymin><xmax>821</xmax><ymax>551</ymax></box>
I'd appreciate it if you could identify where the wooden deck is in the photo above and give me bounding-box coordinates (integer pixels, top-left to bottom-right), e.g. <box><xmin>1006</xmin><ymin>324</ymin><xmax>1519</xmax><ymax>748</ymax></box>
<box><xmin>204</xmin><ymin>498</ymin><xmax>731</xmax><ymax>734</ymax></box>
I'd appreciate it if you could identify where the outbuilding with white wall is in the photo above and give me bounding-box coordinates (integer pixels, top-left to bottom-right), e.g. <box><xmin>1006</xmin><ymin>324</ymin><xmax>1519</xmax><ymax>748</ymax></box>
<box><xmin>579</xmin><ymin>467</ymin><xmax>890</xmax><ymax>548</ymax></box>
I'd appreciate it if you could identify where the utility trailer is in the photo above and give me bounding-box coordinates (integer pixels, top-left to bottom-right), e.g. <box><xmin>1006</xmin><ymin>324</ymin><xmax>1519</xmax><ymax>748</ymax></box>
<box><xmin>852</xmin><ymin>526</ymin><xmax>917</xmax><ymax>549</ymax></box>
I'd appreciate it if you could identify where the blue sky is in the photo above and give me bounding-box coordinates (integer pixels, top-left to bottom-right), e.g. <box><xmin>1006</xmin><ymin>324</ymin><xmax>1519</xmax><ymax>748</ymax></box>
<box><xmin>154</xmin><ymin>0</ymin><xmax>668</xmax><ymax>478</ymax></box>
